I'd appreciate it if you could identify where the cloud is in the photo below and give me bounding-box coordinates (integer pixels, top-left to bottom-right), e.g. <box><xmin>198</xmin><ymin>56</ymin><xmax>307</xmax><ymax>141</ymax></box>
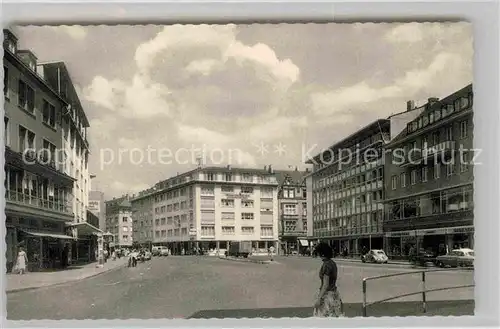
<box><xmin>185</xmin><ymin>59</ymin><xmax>220</xmax><ymax>76</ymax></box>
<box><xmin>385</xmin><ymin>23</ymin><xmax>424</xmax><ymax>43</ymax></box>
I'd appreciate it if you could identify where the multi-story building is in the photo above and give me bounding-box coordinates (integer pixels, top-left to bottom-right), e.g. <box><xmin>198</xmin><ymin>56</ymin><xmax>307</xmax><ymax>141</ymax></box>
<box><xmin>306</xmin><ymin>120</ymin><xmax>392</xmax><ymax>256</ymax></box>
<box><xmin>105</xmin><ymin>195</ymin><xmax>133</xmax><ymax>248</ymax></box>
<box><xmin>383</xmin><ymin>85</ymin><xmax>474</xmax><ymax>259</ymax></box>
<box><xmin>130</xmin><ymin>188</ymin><xmax>155</xmax><ymax>246</ymax></box>
<box><xmin>36</xmin><ymin>61</ymin><xmax>91</xmax><ymax>225</ymax></box>
<box><xmin>89</xmin><ymin>190</ymin><xmax>106</xmax><ymax>230</ymax></box>
<box><xmin>130</xmin><ymin>166</ymin><xmax>279</xmax><ymax>255</ymax></box>
<box><xmin>3</xmin><ymin>29</ymin><xmax>76</xmax><ymax>271</ymax></box>
<box><xmin>275</xmin><ymin>168</ymin><xmax>309</xmax><ymax>254</ymax></box>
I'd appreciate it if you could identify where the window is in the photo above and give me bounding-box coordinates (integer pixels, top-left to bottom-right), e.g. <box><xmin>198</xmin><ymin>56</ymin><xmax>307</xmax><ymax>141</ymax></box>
<box><xmin>42</xmin><ymin>100</ymin><xmax>56</xmax><ymax>127</ymax></box>
<box><xmin>122</xmin><ymin>217</ymin><xmax>128</xmax><ymax>222</ymax></box>
<box><xmin>434</xmin><ymin>163</ymin><xmax>441</xmax><ymax>179</ymax></box>
<box><xmin>400</xmin><ymin>173</ymin><xmax>406</xmax><ymax>187</ymax></box>
<box><xmin>422</xmin><ymin>167</ymin><xmax>428</xmax><ymax>182</ymax></box>
<box><xmin>123</xmin><ymin>227</ymin><xmax>128</xmax><ymax>232</ymax></box>
<box><xmin>391</xmin><ymin>175</ymin><xmax>397</xmax><ymax>190</ymax></box>
<box><xmin>222</xmin><ymin>226</ymin><xmax>235</xmax><ymax>235</ymax></box>
<box><xmin>241</xmin><ymin>200</ymin><xmax>254</xmax><ymax>208</ymax></box>
<box><xmin>18</xmin><ymin>80</ymin><xmax>35</xmax><ymax>113</ymax></box>
<box><xmin>241</xmin><ymin>227</ymin><xmax>254</xmax><ymax>234</ymax></box>
<box><xmin>446</xmin><ymin>163</ymin><xmax>454</xmax><ymax>176</ymax></box>
<box><xmin>155</xmin><ymin>230</ymin><xmax>160</xmax><ymax>238</ymax></box>
<box><xmin>411</xmin><ymin>170</ymin><xmax>417</xmax><ymax>185</ymax></box>
<box><xmin>241</xmin><ymin>212</ymin><xmax>254</xmax><ymax>220</ymax></box>
<box><xmin>221</xmin><ymin>212</ymin><xmax>235</xmax><ymax>220</ymax></box>
<box><xmin>260</xmin><ymin>226</ymin><xmax>273</xmax><ymax>237</ymax></box>
<box><xmin>18</xmin><ymin>126</ymin><xmax>35</xmax><ymax>152</ymax></box>
<box><xmin>242</xmin><ymin>173</ymin><xmax>252</xmax><ymax>182</ymax></box>
<box><xmin>284</xmin><ymin>204</ymin><xmax>297</xmax><ymax>215</ymax></box>
<box><xmin>261</xmin><ymin>187</ymin><xmax>273</xmax><ymax>198</ymax></box>
<box><xmin>201</xmin><ymin>225</ymin><xmax>215</xmax><ymax>236</ymax></box>
<box><xmin>160</xmin><ymin>218</ymin><xmax>166</xmax><ymax>225</ymax></box>
<box><xmin>3</xmin><ymin>66</ymin><xmax>9</xmax><ymax>97</ymax></box>
<box><xmin>302</xmin><ymin>203</ymin><xmax>307</xmax><ymax>216</ymax></box>
<box><xmin>201</xmin><ymin>187</ymin><xmax>214</xmax><ymax>195</ymax></box>
<box><xmin>161</xmin><ymin>230</ymin><xmax>166</xmax><ymax>237</ymax></box>
<box><xmin>241</xmin><ymin>186</ymin><xmax>253</xmax><ymax>194</ymax></box>
<box><xmin>42</xmin><ymin>140</ymin><xmax>56</xmax><ymax>163</ymax></box>
<box><xmin>446</xmin><ymin>126</ymin><xmax>453</xmax><ymax>141</ymax></box>
<box><xmin>122</xmin><ymin>235</ymin><xmax>129</xmax><ymax>241</ymax></box>
<box><xmin>432</xmin><ymin>132</ymin><xmax>440</xmax><ymax>145</ymax></box>
<box><xmin>460</xmin><ymin>121</ymin><xmax>468</xmax><ymax>139</ymax></box>
<box><xmin>461</xmin><ymin>152</ymin><xmax>469</xmax><ymax>172</ymax></box>
<box><xmin>4</xmin><ymin>117</ymin><xmax>9</xmax><ymax>146</ymax></box>
<box><xmin>221</xmin><ymin>186</ymin><xmax>233</xmax><ymax>193</ymax></box>
<box><xmin>167</xmin><ymin>229</ymin><xmax>173</xmax><ymax>237</ymax></box>
<box><xmin>225</xmin><ymin>174</ymin><xmax>232</xmax><ymax>182</ymax></box>
<box><xmin>206</xmin><ymin>173</ymin><xmax>214</xmax><ymax>181</ymax></box>
<box><xmin>221</xmin><ymin>199</ymin><xmax>234</xmax><ymax>207</ymax></box>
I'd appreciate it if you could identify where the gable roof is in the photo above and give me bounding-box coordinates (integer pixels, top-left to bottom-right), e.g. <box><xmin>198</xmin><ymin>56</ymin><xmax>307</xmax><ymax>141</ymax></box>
<box><xmin>274</xmin><ymin>169</ymin><xmax>308</xmax><ymax>187</ymax></box>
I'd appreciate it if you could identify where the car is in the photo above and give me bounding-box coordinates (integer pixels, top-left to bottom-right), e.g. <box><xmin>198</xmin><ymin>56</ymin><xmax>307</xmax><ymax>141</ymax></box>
<box><xmin>159</xmin><ymin>247</ymin><xmax>169</xmax><ymax>257</ymax></box>
<box><xmin>435</xmin><ymin>248</ymin><xmax>474</xmax><ymax>268</ymax></box>
<box><xmin>361</xmin><ymin>249</ymin><xmax>389</xmax><ymax>264</ymax></box>
<box><xmin>144</xmin><ymin>250</ymin><xmax>152</xmax><ymax>260</ymax></box>
<box><xmin>151</xmin><ymin>246</ymin><xmax>160</xmax><ymax>257</ymax></box>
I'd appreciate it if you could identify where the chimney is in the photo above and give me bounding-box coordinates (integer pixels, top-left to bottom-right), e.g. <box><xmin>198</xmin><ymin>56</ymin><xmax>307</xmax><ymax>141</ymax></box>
<box><xmin>264</xmin><ymin>165</ymin><xmax>267</xmax><ymax>171</ymax></box>
<box><xmin>227</xmin><ymin>165</ymin><xmax>231</xmax><ymax>170</ymax></box>
<box><xmin>295</xmin><ymin>166</ymin><xmax>298</xmax><ymax>171</ymax></box>
<box><xmin>428</xmin><ymin>97</ymin><xmax>439</xmax><ymax>105</ymax></box>
<box><xmin>268</xmin><ymin>165</ymin><xmax>273</xmax><ymax>174</ymax></box>
<box><xmin>406</xmin><ymin>100</ymin><xmax>415</xmax><ymax>111</ymax></box>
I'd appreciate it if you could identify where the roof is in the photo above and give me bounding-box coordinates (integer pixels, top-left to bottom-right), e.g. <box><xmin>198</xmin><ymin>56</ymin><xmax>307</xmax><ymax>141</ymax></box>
<box><xmin>39</xmin><ymin>61</ymin><xmax>90</xmax><ymax>127</ymax></box>
<box><xmin>274</xmin><ymin>169</ymin><xmax>308</xmax><ymax>186</ymax></box>
<box><xmin>306</xmin><ymin>119</ymin><xmax>390</xmax><ymax>164</ymax></box>
<box><xmin>386</xmin><ymin>84</ymin><xmax>473</xmax><ymax>147</ymax></box>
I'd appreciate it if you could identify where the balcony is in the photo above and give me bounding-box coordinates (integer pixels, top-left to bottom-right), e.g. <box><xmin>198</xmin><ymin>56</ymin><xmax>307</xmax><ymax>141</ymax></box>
<box><xmin>400</xmin><ymin>141</ymin><xmax>456</xmax><ymax>168</ymax></box>
<box><xmin>6</xmin><ymin>190</ymin><xmax>73</xmax><ymax>221</ymax></box>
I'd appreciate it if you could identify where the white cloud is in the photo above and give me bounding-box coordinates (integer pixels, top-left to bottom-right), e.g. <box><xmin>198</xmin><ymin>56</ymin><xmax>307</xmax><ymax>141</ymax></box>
<box><xmin>185</xmin><ymin>59</ymin><xmax>220</xmax><ymax>76</ymax></box>
<box><xmin>83</xmin><ymin>74</ymin><xmax>171</xmax><ymax>119</ymax></box>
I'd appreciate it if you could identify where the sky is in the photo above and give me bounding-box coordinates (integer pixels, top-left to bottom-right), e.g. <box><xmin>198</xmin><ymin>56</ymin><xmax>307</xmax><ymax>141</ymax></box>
<box><xmin>14</xmin><ymin>22</ymin><xmax>473</xmax><ymax>199</ymax></box>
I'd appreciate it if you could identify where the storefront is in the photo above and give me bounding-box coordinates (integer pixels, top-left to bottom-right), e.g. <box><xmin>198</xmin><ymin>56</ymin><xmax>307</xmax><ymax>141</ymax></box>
<box><xmin>384</xmin><ymin>225</ymin><xmax>474</xmax><ymax>259</ymax></box>
<box><xmin>67</xmin><ymin>222</ymin><xmax>103</xmax><ymax>264</ymax></box>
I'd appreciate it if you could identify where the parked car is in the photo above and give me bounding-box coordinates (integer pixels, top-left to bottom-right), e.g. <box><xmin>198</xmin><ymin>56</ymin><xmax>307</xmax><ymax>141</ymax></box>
<box><xmin>142</xmin><ymin>250</ymin><xmax>152</xmax><ymax>261</ymax></box>
<box><xmin>228</xmin><ymin>241</ymin><xmax>252</xmax><ymax>258</ymax></box>
<box><xmin>159</xmin><ymin>246</ymin><xmax>169</xmax><ymax>257</ymax></box>
<box><xmin>361</xmin><ymin>249</ymin><xmax>389</xmax><ymax>264</ymax></box>
<box><xmin>413</xmin><ymin>250</ymin><xmax>436</xmax><ymax>267</ymax></box>
<box><xmin>435</xmin><ymin>248</ymin><xmax>474</xmax><ymax>268</ymax></box>
<box><xmin>151</xmin><ymin>246</ymin><xmax>160</xmax><ymax>257</ymax></box>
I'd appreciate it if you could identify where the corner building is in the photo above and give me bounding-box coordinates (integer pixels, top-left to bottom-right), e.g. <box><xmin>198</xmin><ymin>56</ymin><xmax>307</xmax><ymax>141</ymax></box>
<box><xmin>306</xmin><ymin>120</ymin><xmax>391</xmax><ymax>256</ymax></box>
<box><xmin>105</xmin><ymin>196</ymin><xmax>133</xmax><ymax>249</ymax></box>
<box><xmin>131</xmin><ymin>166</ymin><xmax>279</xmax><ymax>255</ymax></box>
<box><xmin>383</xmin><ymin>85</ymin><xmax>474</xmax><ymax>258</ymax></box>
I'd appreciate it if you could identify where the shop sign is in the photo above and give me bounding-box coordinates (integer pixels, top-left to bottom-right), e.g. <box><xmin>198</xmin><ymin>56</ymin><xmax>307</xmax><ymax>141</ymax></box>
<box><xmin>225</xmin><ymin>193</ymin><xmax>249</xmax><ymax>199</ymax></box>
<box><xmin>416</xmin><ymin>228</ymin><xmax>447</xmax><ymax>236</ymax></box>
<box><xmin>447</xmin><ymin>226</ymin><xmax>474</xmax><ymax>234</ymax></box>
<box><xmin>385</xmin><ymin>231</ymin><xmax>415</xmax><ymax>237</ymax></box>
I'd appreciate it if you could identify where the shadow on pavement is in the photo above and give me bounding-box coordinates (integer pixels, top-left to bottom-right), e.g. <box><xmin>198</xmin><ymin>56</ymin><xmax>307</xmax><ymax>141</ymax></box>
<box><xmin>187</xmin><ymin>300</ymin><xmax>474</xmax><ymax>318</ymax></box>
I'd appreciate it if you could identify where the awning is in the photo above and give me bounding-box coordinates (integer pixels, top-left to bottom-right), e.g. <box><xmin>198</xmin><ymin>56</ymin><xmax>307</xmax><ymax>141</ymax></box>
<box><xmin>22</xmin><ymin>230</ymin><xmax>76</xmax><ymax>240</ymax></box>
<box><xmin>67</xmin><ymin>222</ymin><xmax>103</xmax><ymax>236</ymax></box>
<box><xmin>299</xmin><ymin>239</ymin><xmax>309</xmax><ymax>247</ymax></box>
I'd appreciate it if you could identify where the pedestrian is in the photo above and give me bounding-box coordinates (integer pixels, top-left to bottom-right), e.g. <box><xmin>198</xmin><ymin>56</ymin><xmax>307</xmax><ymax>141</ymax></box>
<box><xmin>313</xmin><ymin>242</ymin><xmax>343</xmax><ymax>317</ymax></box>
<box><xmin>15</xmin><ymin>247</ymin><xmax>28</xmax><ymax>275</ymax></box>
<box><xmin>111</xmin><ymin>250</ymin><xmax>116</xmax><ymax>261</ymax></box>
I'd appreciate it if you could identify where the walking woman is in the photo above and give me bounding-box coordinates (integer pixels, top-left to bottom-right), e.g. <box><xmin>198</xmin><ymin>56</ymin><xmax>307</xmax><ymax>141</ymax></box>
<box><xmin>15</xmin><ymin>247</ymin><xmax>28</xmax><ymax>275</ymax></box>
<box><xmin>313</xmin><ymin>242</ymin><xmax>343</xmax><ymax>317</ymax></box>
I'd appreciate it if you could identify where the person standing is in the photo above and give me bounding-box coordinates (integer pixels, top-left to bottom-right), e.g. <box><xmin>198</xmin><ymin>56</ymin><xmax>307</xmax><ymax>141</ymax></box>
<box><xmin>313</xmin><ymin>242</ymin><xmax>343</xmax><ymax>317</ymax></box>
<box><xmin>15</xmin><ymin>247</ymin><xmax>28</xmax><ymax>275</ymax></box>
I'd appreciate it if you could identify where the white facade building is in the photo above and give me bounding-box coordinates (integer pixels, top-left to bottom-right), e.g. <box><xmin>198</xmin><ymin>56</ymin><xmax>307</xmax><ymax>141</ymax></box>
<box><xmin>131</xmin><ymin>166</ymin><xmax>279</xmax><ymax>254</ymax></box>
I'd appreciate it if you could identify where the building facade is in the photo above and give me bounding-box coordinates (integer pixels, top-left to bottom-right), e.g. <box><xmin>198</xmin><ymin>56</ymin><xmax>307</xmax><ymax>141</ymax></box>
<box><xmin>275</xmin><ymin>169</ymin><xmax>309</xmax><ymax>254</ymax></box>
<box><xmin>89</xmin><ymin>190</ymin><xmax>106</xmax><ymax>230</ymax></box>
<box><xmin>130</xmin><ymin>188</ymin><xmax>155</xmax><ymax>246</ymax></box>
<box><xmin>3</xmin><ymin>29</ymin><xmax>76</xmax><ymax>272</ymax></box>
<box><xmin>383</xmin><ymin>85</ymin><xmax>474</xmax><ymax>259</ymax></box>
<box><xmin>105</xmin><ymin>196</ymin><xmax>133</xmax><ymax>248</ymax></box>
<box><xmin>131</xmin><ymin>166</ymin><xmax>279</xmax><ymax>255</ymax></box>
<box><xmin>306</xmin><ymin>120</ymin><xmax>392</xmax><ymax>256</ymax></box>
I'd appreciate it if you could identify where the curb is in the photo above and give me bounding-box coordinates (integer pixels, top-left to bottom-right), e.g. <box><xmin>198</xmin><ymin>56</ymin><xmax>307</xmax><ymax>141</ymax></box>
<box><xmin>218</xmin><ymin>256</ymin><xmax>272</xmax><ymax>265</ymax></box>
<box><xmin>6</xmin><ymin>261</ymin><xmax>128</xmax><ymax>294</ymax></box>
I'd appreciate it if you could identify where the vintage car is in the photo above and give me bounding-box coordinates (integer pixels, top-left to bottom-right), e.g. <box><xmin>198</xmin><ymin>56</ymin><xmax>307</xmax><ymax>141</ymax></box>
<box><xmin>435</xmin><ymin>248</ymin><xmax>474</xmax><ymax>268</ymax></box>
<box><xmin>361</xmin><ymin>249</ymin><xmax>389</xmax><ymax>264</ymax></box>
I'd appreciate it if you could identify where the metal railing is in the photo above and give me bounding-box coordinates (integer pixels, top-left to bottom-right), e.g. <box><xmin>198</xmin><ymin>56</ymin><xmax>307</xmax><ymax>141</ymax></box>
<box><xmin>362</xmin><ymin>268</ymin><xmax>474</xmax><ymax>317</ymax></box>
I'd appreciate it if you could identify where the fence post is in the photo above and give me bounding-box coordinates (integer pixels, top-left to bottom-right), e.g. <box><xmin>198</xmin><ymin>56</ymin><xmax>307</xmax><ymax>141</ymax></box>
<box><xmin>421</xmin><ymin>271</ymin><xmax>427</xmax><ymax>313</ymax></box>
<box><xmin>362</xmin><ymin>279</ymin><xmax>367</xmax><ymax>317</ymax></box>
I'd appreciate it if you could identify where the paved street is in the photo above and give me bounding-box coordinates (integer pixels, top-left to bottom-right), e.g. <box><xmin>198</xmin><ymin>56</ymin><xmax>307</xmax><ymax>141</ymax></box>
<box><xmin>7</xmin><ymin>256</ymin><xmax>474</xmax><ymax>320</ymax></box>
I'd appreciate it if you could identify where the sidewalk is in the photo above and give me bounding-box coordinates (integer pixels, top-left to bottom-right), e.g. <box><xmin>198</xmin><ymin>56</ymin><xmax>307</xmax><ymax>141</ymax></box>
<box><xmin>188</xmin><ymin>300</ymin><xmax>474</xmax><ymax>318</ymax></box>
<box><xmin>6</xmin><ymin>258</ymin><xmax>128</xmax><ymax>293</ymax></box>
